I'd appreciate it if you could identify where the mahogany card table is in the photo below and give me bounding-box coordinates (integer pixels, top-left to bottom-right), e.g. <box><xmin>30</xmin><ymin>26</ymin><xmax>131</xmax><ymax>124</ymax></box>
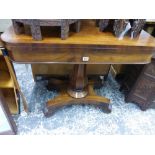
<box><xmin>1</xmin><ymin>20</ymin><xmax>155</xmax><ymax>117</ymax></box>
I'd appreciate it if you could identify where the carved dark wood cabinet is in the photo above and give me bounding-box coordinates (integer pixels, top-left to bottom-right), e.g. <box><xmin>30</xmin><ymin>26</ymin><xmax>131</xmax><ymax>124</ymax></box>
<box><xmin>98</xmin><ymin>19</ymin><xmax>146</xmax><ymax>38</ymax></box>
<box><xmin>98</xmin><ymin>19</ymin><xmax>110</xmax><ymax>31</ymax></box>
<box><xmin>113</xmin><ymin>19</ymin><xmax>129</xmax><ymax>37</ymax></box>
<box><xmin>130</xmin><ymin>19</ymin><xmax>146</xmax><ymax>38</ymax></box>
<box><xmin>120</xmin><ymin>58</ymin><xmax>155</xmax><ymax>110</ymax></box>
<box><xmin>12</xmin><ymin>19</ymin><xmax>81</xmax><ymax>40</ymax></box>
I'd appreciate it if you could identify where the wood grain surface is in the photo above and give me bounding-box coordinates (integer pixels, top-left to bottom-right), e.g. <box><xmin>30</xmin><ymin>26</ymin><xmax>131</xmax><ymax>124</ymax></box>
<box><xmin>1</xmin><ymin>20</ymin><xmax>155</xmax><ymax>64</ymax></box>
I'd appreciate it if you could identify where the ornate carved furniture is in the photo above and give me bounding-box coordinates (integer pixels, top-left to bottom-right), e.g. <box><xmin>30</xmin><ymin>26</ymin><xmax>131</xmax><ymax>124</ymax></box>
<box><xmin>1</xmin><ymin>20</ymin><xmax>155</xmax><ymax>117</ymax></box>
<box><xmin>98</xmin><ymin>19</ymin><xmax>146</xmax><ymax>38</ymax></box>
<box><xmin>129</xmin><ymin>19</ymin><xmax>146</xmax><ymax>38</ymax></box>
<box><xmin>98</xmin><ymin>19</ymin><xmax>110</xmax><ymax>31</ymax></box>
<box><xmin>120</xmin><ymin>58</ymin><xmax>155</xmax><ymax>110</ymax></box>
<box><xmin>12</xmin><ymin>19</ymin><xmax>81</xmax><ymax>40</ymax></box>
<box><xmin>113</xmin><ymin>20</ymin><xmax>129</xmax><ymax>37</ymax></box>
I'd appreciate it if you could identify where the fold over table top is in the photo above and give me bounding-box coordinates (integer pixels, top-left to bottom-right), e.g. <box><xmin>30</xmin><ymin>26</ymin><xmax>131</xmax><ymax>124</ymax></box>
<box><xmin>1</xmin><ymin>20</ymin><xmax>155</xmax><ymax>64</ymax></box>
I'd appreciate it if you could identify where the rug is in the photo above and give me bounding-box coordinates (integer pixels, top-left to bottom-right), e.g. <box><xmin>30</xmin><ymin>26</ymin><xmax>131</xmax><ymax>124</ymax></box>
<box><xmin>13</xmin><ymin>64</ymin><xmax>155</xmax><ymax>135</ymax></box>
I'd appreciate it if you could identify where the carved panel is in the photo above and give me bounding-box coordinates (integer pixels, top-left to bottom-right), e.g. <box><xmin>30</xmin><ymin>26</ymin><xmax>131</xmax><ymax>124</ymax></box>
<box><xmin>131</xmin><ymin>19</ymin><xmax>146</xmax><ymax>38</ymax></box>
<box><xmin>12</xmin><ymin>19</ymin><xmax>81</xmax><ymax>40</ymax></box>
<box><xmin>99</xmin><ymin>19</ymin><xmax>109</xmax><ymax>31</ymax></box>
<box><xmin>30</xmin><ymin>20</ymin><xmax>42</xmax><ymax>40</ymax></box>
<box><xmin>121</xmin><ymin>60</ymin><xmax>155</xmax><ymax>110</ymax></box>
<box><xmin>98</xmin><ymin>19</ymin><xmax>146</xmax><ymax>38</ymax></box>
<box><xmin>133</xmin><ymin>77</ymin><xmax>155</xmax><ymax>100</ymax></box>
<box><xmin>113</xmin><ymin>19</ymin><xmax>129</xmax><ymax>37</ymax></box>
<box><xmin>144</xmin><ymin>61</ymin><xmax>155</xmax><ymax>77</ymax></box>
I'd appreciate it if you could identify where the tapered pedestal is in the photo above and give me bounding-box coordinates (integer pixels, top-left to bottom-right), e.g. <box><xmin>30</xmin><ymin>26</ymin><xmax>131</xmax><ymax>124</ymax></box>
<box><xmin>44</xmin><ymin>64</ymin><xmax>111</xmax><ymax>117</ymax></box>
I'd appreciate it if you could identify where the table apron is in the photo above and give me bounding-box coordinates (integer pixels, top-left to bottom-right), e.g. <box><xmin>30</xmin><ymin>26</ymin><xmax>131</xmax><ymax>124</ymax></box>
<box><xmin>7</xmin><ymin>47</ymin><xmax>153</xmax><ymax>64</ymax></box>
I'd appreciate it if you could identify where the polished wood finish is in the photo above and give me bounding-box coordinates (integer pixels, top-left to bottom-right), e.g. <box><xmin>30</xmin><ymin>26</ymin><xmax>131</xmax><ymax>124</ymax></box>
<box><xmin>3</xmin><ymin>55</ymin><xmax>28</xmax><ymax>112</ymax></box>
<box><xmin>31</xmin><ymin>64</ymin><xmax>111</xmax><ymax>81</ymax></box>
<box><xmin>1</xmin><ymin>88</ymin><xmax>19</xmax><ymax>114</ymax></box>
<box><xmin>1</xmin><ymin>20</ymin><xmax>155</xmax><ymax>115</ymax></box>
<box><xmin>0</xmin><ymin>56</ymin><xmax>14</xmax><ymax>88</ymax></box>
<box><xmin>44</xmin><ymin>84</ymin><xmax>111</xmax><ymax>117</ymax></box>
<box><xmin>1</xmin><ymin>20</ymin><xmax>155</xmax><ymax>64</ymax></box>
<box><xmin>0</xmin><ymin>71</ymin><xmax>14</xmax><ymax>88</ymax></box>
<box><xmin>45</xmin><ymin>64</ymin><xmax>111</xmax><ymax>116</ymax></box>
<box><xmin>1</xmin><ymin>37</ymin><xmax>27</xmax><ymax>113</ymax></box>
<box><xmin>0</xmin><ymin>50</ymin><xmax>19</xmax><ymax>114</ymax></box>
<box><xmin>47</xmin><ymin>76</ymin><xmax>104</xmax><ymax>91</ymax></box>
<box><xmin>0</xmin><ymin>50</ymin><xmax>2</xmax><ymax>56</ymax></box>
<box><xmin>110</xmin><ymin>64</ymin><xmax>128</xmax><ymax>79</ymax></box>
<box><xmin>0</xmin><ymin>90</ymin><xmax>17</xmax><ymax>135</ymax></box>
<box><xmin>69</xmin><ymin>64</ymin><xmax>87</xmax><ymax>91</ymax></box>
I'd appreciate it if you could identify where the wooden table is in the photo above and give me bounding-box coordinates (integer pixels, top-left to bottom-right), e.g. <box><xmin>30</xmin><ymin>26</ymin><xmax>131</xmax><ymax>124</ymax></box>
<box><xmin>1</xmin><ymin>20</ymin><xmax>155</xmax><ymax>117</ymax></box>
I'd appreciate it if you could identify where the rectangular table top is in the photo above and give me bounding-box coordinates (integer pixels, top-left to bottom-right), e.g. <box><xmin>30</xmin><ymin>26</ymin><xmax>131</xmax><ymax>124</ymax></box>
<box><xmin>1</xmin><ymin>20</ymin><xmax>155</xmax><ymax>47</ymax></box>
<box><xmin>1</xmin><ymin>20</ymin><xmax>155</xmax><ymax>64</ymax></box>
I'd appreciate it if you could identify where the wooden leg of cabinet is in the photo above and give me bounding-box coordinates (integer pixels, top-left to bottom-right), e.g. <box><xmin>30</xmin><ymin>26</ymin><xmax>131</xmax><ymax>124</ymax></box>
<box><xmin>0</xmin><ymin>88</ymin><xmax>20</xmax><ymax>115</ymax></box>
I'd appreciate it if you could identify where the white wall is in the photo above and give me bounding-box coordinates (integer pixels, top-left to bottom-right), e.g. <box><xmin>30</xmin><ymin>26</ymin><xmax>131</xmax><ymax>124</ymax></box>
<box><xmin>0</xmin><ymin>19</ymin><xmax>12</xmax><ymax>32</ymax></box>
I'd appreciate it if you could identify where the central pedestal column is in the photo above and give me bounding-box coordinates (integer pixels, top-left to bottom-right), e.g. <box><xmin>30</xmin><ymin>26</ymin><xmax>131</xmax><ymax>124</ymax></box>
<box><xmin>44</xmin><ymin>64</ymin><xmax>112</xmax><ymax>117</ymax></box>
<box><xmin>68</xmin><ymin>64</ymin><xmax>88</xmax><ymax>98</ymax></box>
